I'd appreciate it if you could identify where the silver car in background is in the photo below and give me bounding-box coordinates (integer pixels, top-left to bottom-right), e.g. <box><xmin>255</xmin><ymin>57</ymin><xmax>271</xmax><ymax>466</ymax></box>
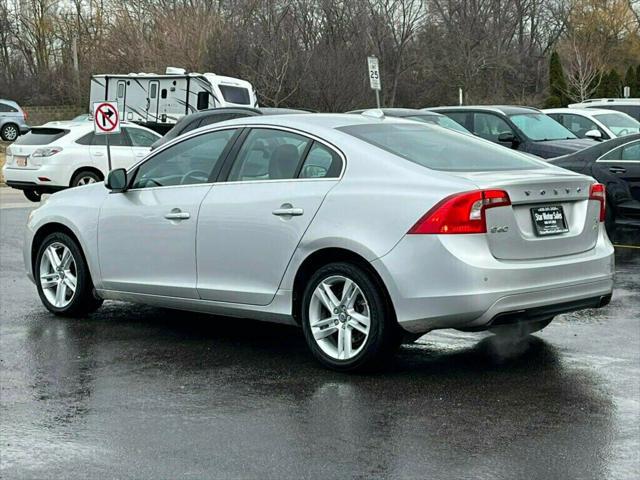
<box><xmin>0</xmin><ymin>99</ymin><xmax>30</xmax><ymax>141</ymax></box>
<box><xmin>23</xmin><ymin>114</ymin><xmax>614</xmax><ymax>371</ymax></box>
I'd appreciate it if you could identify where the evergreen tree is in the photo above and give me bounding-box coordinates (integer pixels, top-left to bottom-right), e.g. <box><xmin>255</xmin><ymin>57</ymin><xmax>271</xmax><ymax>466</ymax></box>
<box><xmin>636</xmin><ymin>65</ymin><xmax>640</xmax><ymax>97</ymax></box>
<box><xmin>624</xmin><ymin>66</ymin><xmax>636</xmax><ymax>97</ymax></box>
<box><xmin>608</xmin><ymin>69</ymin><xmax>622</xmax><ymax>97</ymax></box>
<box><xmin>547</xmin><ymin>51</ymin><xmax>568</xmax><ymax>106</ymax></box>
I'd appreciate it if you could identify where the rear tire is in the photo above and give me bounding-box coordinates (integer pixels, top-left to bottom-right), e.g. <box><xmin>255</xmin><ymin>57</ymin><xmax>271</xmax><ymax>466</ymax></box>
<box><xmin>35</xmin><ymin>232</ymin><xmax>103</xmax><ymax>316</ymax></box>
<box><xmin>301</xmin><ymin>262</ymin><xmax>400</xmax><ymax>371</ymax></box>
<box><xmin>23</xmin><ymin>189</ymin><xmax>42</xmax><ymax>202</ymax></box>
<box><xmin>489</xmin><ymin>317</ymin><xmax>553</xmax><ymax>337</ymax></box>
<box><xmin>1</xmin><ymin>123</ymin><xmax>19</xmax><ymax>141</ymax></box>
<box><xmin>71</xmin><ymin>170</ymin><xmax>102</xmax><ymax>187</ymax></box>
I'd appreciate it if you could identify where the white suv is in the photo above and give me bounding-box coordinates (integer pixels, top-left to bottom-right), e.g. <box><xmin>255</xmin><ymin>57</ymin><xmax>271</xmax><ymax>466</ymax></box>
<box><xmin>3</xmin><ymin>121</ymin><xmax>160</xmax><ymax>202</ymax></box>
<box><xmin>568</xmin><ymin>98</ymin><xmax>640</xmax><ymax>121</ymax></box>
<box><xmin>544</xmin><ymin>107</ymin><xmax>640</xmax><ymax>141</ymax></box>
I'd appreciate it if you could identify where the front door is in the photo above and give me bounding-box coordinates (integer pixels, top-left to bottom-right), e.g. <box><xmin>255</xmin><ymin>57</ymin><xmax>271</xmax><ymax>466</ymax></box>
<box><xmin>97</xmin><ymin>128</ymin><xmax>239</xmax><ymax>297</ymax></box>
<box><xmin>147</xmin><ymin>80</ymin><xmax>159</xmax><ymax>122</ymax></box>
<box><xmin>196</xmin><ymin>127</ymin><xmax>343</xmax><ymax>305</ymax></box>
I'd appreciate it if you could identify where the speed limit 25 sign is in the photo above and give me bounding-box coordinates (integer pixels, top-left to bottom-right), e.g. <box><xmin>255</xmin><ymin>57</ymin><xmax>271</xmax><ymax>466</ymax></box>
<box><xmin>367</xmin><ymin>56</ymin><xmax>381</xmax><ymax>91</ymax></box>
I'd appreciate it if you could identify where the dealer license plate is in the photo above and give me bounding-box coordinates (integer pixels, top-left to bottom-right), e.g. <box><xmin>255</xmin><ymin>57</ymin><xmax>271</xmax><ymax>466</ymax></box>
<box><xmin>530</xmin><ymin>205</ymin><xmax>569</xmax><ymax>236</ymax></box>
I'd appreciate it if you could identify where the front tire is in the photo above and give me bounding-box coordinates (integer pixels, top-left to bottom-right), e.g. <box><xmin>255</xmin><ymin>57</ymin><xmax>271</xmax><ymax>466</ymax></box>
<box><xmin>301</xmin><ymin>262</ymin><xmax>400</xmax><ymax>371</ymax></box>
<box><xmin>23</xmin><ymin>189</ymin><xmax>42</xmax><ymax>202</ymax></box>
<box><xmin>1</xmin><ymin>123</ymin><xmax>19</xmax><ymax>141</ymax></box>
<box><xmin>35</xmin><ymin>232</ymin><xmax>103</xmax><ymax>316</ymax></box>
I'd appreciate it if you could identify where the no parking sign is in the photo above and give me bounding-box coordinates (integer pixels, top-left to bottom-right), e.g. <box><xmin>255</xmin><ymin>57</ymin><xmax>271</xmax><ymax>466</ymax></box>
<box><xmin>93</xmin><ymin>101</ymin><xmax>120</xmax><ymax>135</ymax></box>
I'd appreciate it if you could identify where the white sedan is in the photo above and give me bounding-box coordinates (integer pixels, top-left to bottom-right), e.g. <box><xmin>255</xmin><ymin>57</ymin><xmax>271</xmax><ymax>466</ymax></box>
<box><xmin>3</xmin><ymin>120</ymin><xmax>160</xmax><ymax>202</ymax></box>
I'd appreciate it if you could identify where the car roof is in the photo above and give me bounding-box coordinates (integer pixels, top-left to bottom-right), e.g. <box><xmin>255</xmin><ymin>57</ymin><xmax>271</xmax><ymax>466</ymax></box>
<box><xmin>543</xmin><ymin>107</ymin><xmax>629</xmax><ymax>116</ymax></box>
<box><xmin>428</xmin><ymin>105</ymin><xmax>540</xmax><ymax>115</ymax></box>
<box><xmin>348</xmin><ymin>108</ymin><xmax>440</xmax><ymax>118</ymax></box>
<box><xmin>0</xmin><ymin>99</ymin><xmax>21</xmax><ymax>108</ymax></box>
<box><xmin>569</xmin><ymin>98</ymin><xmax>640</xmax><ymax>106</ymax></box>
<box><xmin>550</xmin><ymin>133</ymin><xmax>640</xmax><ymax>163</ymax></box>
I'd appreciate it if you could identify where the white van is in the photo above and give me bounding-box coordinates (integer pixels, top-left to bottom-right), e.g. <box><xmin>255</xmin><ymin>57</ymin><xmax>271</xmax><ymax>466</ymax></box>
<box><xmin>89</xmin><ymin>67</ymin><xmax>258</xmax><ymax>130</ymax></box>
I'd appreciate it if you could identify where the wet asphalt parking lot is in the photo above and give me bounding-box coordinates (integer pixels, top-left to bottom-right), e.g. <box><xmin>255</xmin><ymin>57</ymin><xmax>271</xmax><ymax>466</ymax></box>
<box><xmin>0</xmin><ymin>188</ymin><xmax>638</xmax><ymax>480</ymax></box>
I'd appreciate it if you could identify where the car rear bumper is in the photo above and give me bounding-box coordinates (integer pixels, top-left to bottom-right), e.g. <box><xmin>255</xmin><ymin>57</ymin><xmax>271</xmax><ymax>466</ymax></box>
<box><xmin>371</xmin><ymin>228</ymin><xmax>615</xmax><ymax>333</ymax></box>
<box><xmin>3</xmin><ymin>164</ymin><xmax>71</xmax><ymax>189</ymax></box>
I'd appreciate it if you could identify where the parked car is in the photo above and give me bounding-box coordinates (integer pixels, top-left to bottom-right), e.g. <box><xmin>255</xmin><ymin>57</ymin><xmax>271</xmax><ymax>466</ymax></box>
<box><xmin>428</xmin><ymin>106</ymin><xmax>595</xmax><ymax>158</ymax></box>
<box><xmin>24</xmin><ymin>114</ymin><xmax>613</xmax><ymax>371</ymax></box>
<box><xmin>544</xmin><ymin>108</ymin><xmax>640</xmax><ymax>140</ymax></box>
<box><xmin>548</xmin><ymin>134</ymin><xmax>640</xmax><ymax>236</ymax></box>
<box><xmin>150</xmin><ymin>107</ymin><xmax>310</xmax><ymax>150</ymax></box>
<box><xmin>0</xmin><ymin>99</ymin><xmax>30</xmax><ymax>141</ymax></box>
<box><xmin>3</xmin><ymin>120</ymin><xmax>160</xmax><ymax>202</ymax></box>
<box><xmin>347</xmin><ymin>108</ymin><xmax>471</xmax><ymax>133</ymax></box>
<box><xmin>569</xmin><ymin>98</ymin><xmax>640</xmax><ymax>121</ymax></box>
<box><xmin>71</xmin><ymin>113</ymin><xmax>92</xmax><ymax>122</ymax></box>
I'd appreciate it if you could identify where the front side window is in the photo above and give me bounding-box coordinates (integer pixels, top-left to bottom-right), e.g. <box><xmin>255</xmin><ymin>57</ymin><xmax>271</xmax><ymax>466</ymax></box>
<box><xmin>509</xmin><ymin>113</ymin><xmax>576</xmax><ymax>141</ymax></box>
<box><xmin>473</xmin><ymin>113</ymin><xmax>514</xmax><ymax>142</ymax></box>
<box><xmin>299</xmin><ymin>142</ymin><xmax>342</xmax><ymax>178</ymax></box>
<box><xmin>555</xmin><ymin>114</ymin><xmax>600</xmax><ymax>138</ymax></box>
<box><xmin>132</xmin><ymin>129</ymin><xmax>237</xmax><ymax>188</ymax></box>
<box><xmin>126</xmin><ymin>128</ymin><xmax>159</xmax><ymax>147</ymax></box>
<box><xmin>338</xmin><ymin>123</ymin><xmax>544</xmax><ymax>172</ymax></box>
<box><xmin>227</xmin><ymin>129</ymin><xmax>311</xmax><ymax>181</ymax></box>
<box><xmin>594</xmin><ymin>113</ymin><xmax>640</xmax><ymax>137</ymax></box>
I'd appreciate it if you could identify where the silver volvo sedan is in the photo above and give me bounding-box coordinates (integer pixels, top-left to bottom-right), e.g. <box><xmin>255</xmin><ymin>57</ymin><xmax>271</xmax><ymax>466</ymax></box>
<box><xmin>24</xmin><ymin>113</ymin><xmax>614</xmax><ymax>371</ymax></box>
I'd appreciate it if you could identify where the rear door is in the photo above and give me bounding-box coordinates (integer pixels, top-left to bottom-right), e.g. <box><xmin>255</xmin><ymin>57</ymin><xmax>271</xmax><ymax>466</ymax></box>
<box><xmin>84</xmin><ymin>131</ymin><xmax>134</xmax><ymax>171</ymax></box>
<box><xmin>196</xmin><ymin>127</ymin><xmax>343</xmax><ymax>305</ymax></box>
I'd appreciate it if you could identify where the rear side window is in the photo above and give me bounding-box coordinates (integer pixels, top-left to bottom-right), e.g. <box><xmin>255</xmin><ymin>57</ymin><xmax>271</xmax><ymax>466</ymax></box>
<box><xmin>338</xmin><ymin>123</ymin><xmax>543</xmax><ymax>172</ymax></box>
<box><xmin>0</xmin><ymin>103</ymin><xmax>18</xmax><ymax>113</ymax></box>
<box><xmin>442</xmin><ymin>112</ymin><xmax>471</xmax><ymax>130</ymax></box>
<box><xmin>600</xmin><ymin>140</ymin><xmax>640</xmax><ymax>161</ymax></box>
<box><xmin>227</xmin><ymin>129</ymin><xmax>311</xmax><ymax>181</ymax></box>
<box><xmin>76</xmin><ymin>131</ymin><xmax>130</xmax><ymax>147</ymax></box>
<box><xmin>299</xmin><ymin>142</ymin><xmax>342</xmax><ymax>178</ymax></box>
<box><xmin>14</xmin><ymin>128</ymin><xmax>68</xmax><ymax>145</ymax></box>
<box><xmin>219</xmin><ymin>86</ymin><xmax>250</xmax><ymax>105</ymax></box>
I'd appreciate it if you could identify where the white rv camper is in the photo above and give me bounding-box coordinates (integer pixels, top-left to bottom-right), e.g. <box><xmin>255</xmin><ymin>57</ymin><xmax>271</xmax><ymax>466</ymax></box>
<box><xmin>89</xmin><ymin>67</ymin><xmax>258</xmax><ymax>130</ymax></box>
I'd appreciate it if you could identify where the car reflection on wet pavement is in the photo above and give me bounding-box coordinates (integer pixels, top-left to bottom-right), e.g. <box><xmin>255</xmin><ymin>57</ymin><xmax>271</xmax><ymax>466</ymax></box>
<box><xmin>1</xmin><ymin>206</ymin><xmax>638</xmax><ymax>479</ymax></box>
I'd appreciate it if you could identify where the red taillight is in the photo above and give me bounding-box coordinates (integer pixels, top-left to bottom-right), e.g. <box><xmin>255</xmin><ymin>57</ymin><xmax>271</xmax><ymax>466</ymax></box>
<box><xmin>589</xmin><ymin>183</ymin><xmax>606</xmax><ymax>222</ymax></box>
<box><xmin>23</xmin><ymin>109</ymin><xmax>28</xmax><ymax>121</ymax></box>
<box><xmin>408</xmin><ymin>189</ymin><xmax>511</xmax><ymax>234</ymax></box>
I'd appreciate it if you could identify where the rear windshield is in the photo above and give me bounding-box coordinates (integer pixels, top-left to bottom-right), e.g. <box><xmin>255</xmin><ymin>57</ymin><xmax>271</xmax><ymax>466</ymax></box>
<box><xmin>219</xmin><ymin>85</ymin><xmax>251</xmax><ymax>105</ymax></box>
<box><xmin>13</xmin><ymin>128</ymin><xmax>68</xmax><ymax>145</ymax></box>
<box><xmin>338</xmin><ymin>123</ymin><xmax>544</xmax><ymax>172</ymax></box>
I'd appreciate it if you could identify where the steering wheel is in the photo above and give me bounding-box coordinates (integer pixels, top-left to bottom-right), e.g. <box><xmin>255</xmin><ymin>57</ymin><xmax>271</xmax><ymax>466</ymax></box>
<box><xmin>618</xmin><ymin>129</ymin><xmax>630</xmax><ymax>136</ymax></box>
<box><xmin>180</xmin><ymin>170</ymin><xmax>209</xmax><ymax>185</ymax></box>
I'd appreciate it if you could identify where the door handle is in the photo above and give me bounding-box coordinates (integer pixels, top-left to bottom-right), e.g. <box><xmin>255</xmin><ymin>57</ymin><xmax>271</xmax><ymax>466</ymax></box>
<box><xmin>94</xmin><ymin>152</ymin><xmax>104</xmax><ymax>157</ymax></box>
<box><xmin>272</xmin><ymin>207</ymin><xmax>304</xmax><ymax>217</ymax></box>
<box><xmin>609</xmin><ymin>167</ymin><xmax>626</xmax><ymax>174</ymax></box>
<box><xmin>164</xmin><ymin>210</ymin><xmax>190</xmax><ymax>220</ymax></box>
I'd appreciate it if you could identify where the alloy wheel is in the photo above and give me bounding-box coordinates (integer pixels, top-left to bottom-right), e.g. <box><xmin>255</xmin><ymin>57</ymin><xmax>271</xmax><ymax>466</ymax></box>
<box><xmin>77</xmin><ymin>176</ymin><xmax>97</xmax><ymax>186</ymax></box>
<box><xmin>39</xmin><ymin>242</ymin><xmax>77</xmax><ymax>308</ymax></box>
<box><xmin>309</xmin><ymin>275</ymin><xmax>371</xmax><ymax>360</ymax></box>
<box><xmin>3</xmin><ymin>125</ymin><xmax>18</xmax><ymax>141</ymax></box>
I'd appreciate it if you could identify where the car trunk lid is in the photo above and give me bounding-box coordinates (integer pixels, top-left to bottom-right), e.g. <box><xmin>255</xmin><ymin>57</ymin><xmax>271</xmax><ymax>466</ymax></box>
<box><xmin>449</xmin><ymin>169</ymin><xmax>599</xmax><ymax>260</ymax></box>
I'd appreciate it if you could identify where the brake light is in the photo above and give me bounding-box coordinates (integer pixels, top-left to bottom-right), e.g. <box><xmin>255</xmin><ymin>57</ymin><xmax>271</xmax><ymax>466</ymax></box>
<box><xmin>32</xmin><ymin>147</ymin><xmax>63</xmax><ymax>158</ymax></box>
<box><xmin>589</xmin><ymin>183</ymin><xmax>606</xmax><ymax>222</ymax></box>
<box><xmin>408</xmin><ymin>189</ymin><xmax>511</xmax><ymax>234</ymax></box>
<box><xmin>23</xmin><ymin>109</ymin><xmax>28</xmax><ymax>121</ymax></box>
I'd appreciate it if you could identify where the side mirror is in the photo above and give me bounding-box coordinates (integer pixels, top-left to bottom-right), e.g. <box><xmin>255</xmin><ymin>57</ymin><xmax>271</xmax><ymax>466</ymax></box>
<box><xmin>585</xmin><ymin>129</ymin><xmax>602</xmax><ymax>141</ymax></box>
<box><xmin>497</xmin><ymin>132</ymin><xmax>516</xmax><ymax>143</ymax></box>
<box><xmin>105</xmin><ymin>168</ymin><xmax>128</xmax><ymax>193</ymax></box>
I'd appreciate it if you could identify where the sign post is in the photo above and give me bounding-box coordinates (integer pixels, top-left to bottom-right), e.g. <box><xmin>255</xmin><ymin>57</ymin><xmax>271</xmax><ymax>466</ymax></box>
<box><xmin>367</xmin><ymin>56</ymin><xmax>382</xmax><ymax>109</ymax></box>
<box><xmin>93</xmin><ymin>101</ymin><xmax>120</xmax><ymax>171</ymax></box>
